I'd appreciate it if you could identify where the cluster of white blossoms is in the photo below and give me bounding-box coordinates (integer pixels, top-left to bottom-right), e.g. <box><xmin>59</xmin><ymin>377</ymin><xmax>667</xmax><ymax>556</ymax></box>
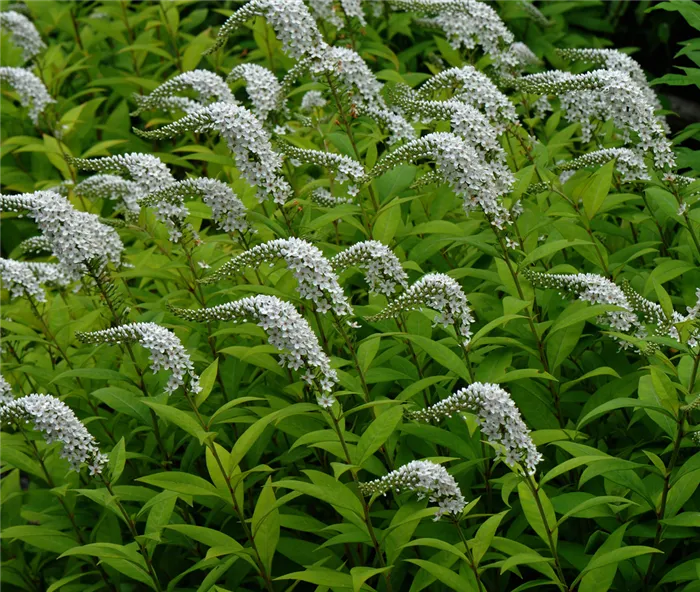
<box><xmin>389</xmin><ymin>0</ymin><xmax>516</xmax><ymax>71</ymax></box>
<box><xmin>76</xmin><ymin>323</ymin><xmax>201</xmax><ymax>395</ymax></box>
<box><xmin>358</xmin><ymin>459</ymin><xmax>466</xmax><ymax>520</ymax></box>
<box><xmin>73</xmin><ymin>175</ymin><xmax>142</xmax><ymax>217</ymax></box>
<box><xmin>300</xmin><ymin>90</ymin><xmax>327</xmax><ymax>111</ymax></box>
<box><xmin>308</xmin><ymin>0</ymin><xmax>366</xmax><ymax>28</ymax></box>
<box><xmin>281</xmin><ymin>144</ymin><xmax>364</xmax><ymax>196</ymax></box>
<box><xmin>409</xmin><ymin>383</ymin><xmax>543</xmax><ymax>475</ymax></box>
<box><xmin>0</xmin><ymin>375</ymin><xmax>12</xmax><ymax>406</ymax></box>
<box><xmin>369</xmin><ymin>132</ymin><xmax>511</xmax><ymax>228</ymax></box>
<box><xmin>0</xmin><ymin>393</ymin><xmax>108</xmax><ymax>474</ymax></box>
<box><xmin>416</xmin><ymin>65</ymin><xmax>518</xmax><ymax>132</ymax></box>
<box><xmin>134</xmin><ymin>102</ymin><xmax>292</xmax><ymax>205</ymax></box>
<box><xmin>0</xmin><ymin>66</ymin><xmax>54</xmax><ymax>124</ymax></box>
<box><xmin>331</xmin><ymin>241</ymin><xmax>408</xmax><ymax>296</ymax></box>
<box><xmin>0</xmin><ymin>10</ymin><xmax>45</xmax><ymax>61</ymax></box>
<box><xmin>557</xmin><ymin>148</ymin><xmax>649</xmax><ymax>183</ymax></box>
<box><xmin>368</xmin><ymin>273</ymin><xmax>474</xmax><ymax>345</ymax></box>
<box><xmin>207</xmin><ymin>0</ymin><xmax>326</xmax><ymax>60</ymax></box>
<box><xmin>0</xmin><ymin>191</ymin><xmax>123</xmax><ymax>279</ymax></box>
<box><xmin>311</xmin><ymin>187</ymin><xmax>353</xmax><ymax>207</ymax></box>
<box><xmin>203</xmin><ymin>238</ymin><xmax>353</xmax><ymax>317</ymax></box>
<box><xmin>227</xmin><ymin>64</ymin><xmax>282</xmax><ymax>121</ymax></box>
<box><xmin>142</xmin><ymin>178</ymin><xmax>249</xmax><ymax>236</ymax></box>
<box><xmin>170</xmin><ymin>295</ymin><xmax>337</xmax><ymax>397</ymax></box>
<box><xmin>131</xmin><ymin>70</ymin><xmax>235</xmax><ymax>116</ymax></box>
<box><xmin>0</xmin><ymin>258</ymin><xmax>72</xmax><ymax>302</ymax></box>
<box><xmin>517</xmin><ymin>69</ymin><xmax>674</xmax><ymax>169</ymax></box>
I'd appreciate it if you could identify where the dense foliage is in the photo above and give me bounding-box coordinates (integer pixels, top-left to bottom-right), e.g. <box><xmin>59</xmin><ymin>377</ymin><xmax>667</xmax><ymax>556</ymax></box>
<box><xmin>2</xmin><ymin>1</ymin><xmax>700</xmax><ymax>591</ymax></box>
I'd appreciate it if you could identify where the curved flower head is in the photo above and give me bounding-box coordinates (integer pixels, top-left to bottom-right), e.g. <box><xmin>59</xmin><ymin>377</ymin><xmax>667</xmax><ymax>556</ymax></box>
<box><xmin>73</xmin><ymin>175</ymin><xmax>142</xmax><ymax>217</ymax></box>
<box><xmin>0</xmin><ymin>258</ymin><xmax>72</xmax><ymax>302</ymax></box>
<box><xmin>367</xmin><ymin>272</ymin><xmax>473</xmax><ymax>345</ymax></box>
<box><xmin>0</xmin><ymin>10</ymin><xmax>46</xmax><ymax>61</ymax></box>
<box><xmin>170</xmin><ymin>295</ymin><xmax>337</xmax><ymax>398</ymax></box>
<box><xmin>0</xmin><ymin>191</ymin><xmax>124</xmax><ymax>279</ymax></box>
<box><xmin>409</xmin><ymin>383</ymin><xmax>543</xmax><ymax>475</ymax></box>
<box><xmin>202</xmin><ymin>238</ymin><xmax>353</xmax><ymax>317</ymax></box>
<box><xmin>369</xmin><ymin>132</ymin><xmax>511</xmax><ymax>227</ymax></box>
<box><xmin>76</xmin><ymin>323</ymin><xmax>200</xmax><ymax>395</ymax></box>
<box><xmin>227</xmin><ymin>64</ymin><xmax>282</xmax><ymax>121</ymax></box>
<box><xmin>556</xmin><ymin>148</ymin><xmax>649</xmax><ymax>183</ymax></box>
<box><xmin>0</xmin><ymin>393</ymin><xmax>108</xmax><ymax>474</ymax></box>
<box><xmin>310</xmin><ymin>188</ymin><xmax>353</xmax><ymax>208</ymax></box>
<box><xmin>134</xmin><ymin>102</ymin><xmax>292</xmax><ymax>204</ymax></box>
<box><xmin>131</xmin><ymin>70</ymin><xmax>235</xmax><ymax>116</ymax></box>
<box><xmin>207</xmin><ymin>0</ymin><xmax>326</xmax><ymax>59</ymax></box>
<box><xmin>0</xmin><ymin>66</ymin><xmax>54</xmax><ymax>124</ymax></box>
<box><xmin>0</xmin><ymin>375</ymin><xmax>13</xmax><ymax>405</ymax></box>
<box><xmin>331</xmin><ymin>241</ymin><xmax>408</xmax><ymax>296</ymax></box>
<box><xmin>358</xmin><ymin>459</ymin><xmax>466</xmax><ymax>520</ymax></box>
<box><xmin>280</xmin><ymin>144</ymin><xmax>364</xmax><ymax>196</ymax></box>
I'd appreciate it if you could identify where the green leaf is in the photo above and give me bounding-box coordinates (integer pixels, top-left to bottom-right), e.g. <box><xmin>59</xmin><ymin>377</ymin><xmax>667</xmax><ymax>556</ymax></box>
<box><xmin>109</xmin><ymin>437</ymin><xmax>126</xmax><ymax>484</ymax></box>
<box><xmin>401</xmin><ymin>334</ymin><xmax>471</xmax><ymax>382</ymax></box>
<box><xmin>638</xmin><ymin>372</ymin><xmax>679</xmax><ymax>438</ymax></box>
<box><xmin>582</xmin><ymin>160</ymin><xmax>614</xmax><ymax>219</ymax></box>
<box><xmin>579</xmin><ymin>525</ymin><xmax>628</xmax><ymax>592</ymax></box>
<box><xmin>252</xmin><ymin>477</ymin><xmax>280</xmax><ymax>575</ymax></box>
<box><xmin>351</xmin><ymin>566</ymin><xmax>392</xmax><ymax>592</ymax></box>
<box><xmin>276</xmin><ymin>568</ymin><xmax>354</xmax><ymax>588</ymax></box>
<box><xmin>518</xmin><ymin>481</ymin><xmax>558</xmax><ymax>547</ymax></box>
<box><xmin>472</xmin><ymin>511</ymin><xmax>508</xmax><ymax>566</ymax></box>
<box><xmin>142</xmin><ymin>401</ymin><xmax>210</xmax><ymax>444</ymax></box>
<box><xmin>46</xmin><ymin>572</ymin><xmax>97</xmax><ymax>592</ymax></box>
<box><xmin>1</xmin><ymin>526</ymin><xmax>78</xmax><ymax>554</ymax></box>
<box><xmin>556</xmin><ymin>496</ymin><xmax>636</xmax><ymax>526</ymax></box>
<box><xmin>578</xmin><ymin>397</ymin><xmax>676</xmax><ymax>429</ymax></box>
<box><xmin>354</xmin><ymin>405</ymin><xmax>403</xmax><ymax>466</ymax></box>
<box><xmin>573</xmin><ymin>547</ymin><xmax>662</xmax><ymax>587</ymax></box>
<box><xmin>51</xmin><ymin>368</ymin><xmax>132</xmax><ymax>384</ymax></box>
<box><xmin>195</xmin><ymin>358</ymin><xmax>218</xmax><ymax>407</ymax></box>
<box><xmin>137</xmin><ymin>472</ymin><xmax>219</xmax><ymax>497</ymax></box>
<box><xmin>165</xmin><ymin>525</ymin><xmax>243</xmax><ymax>550</ymax></box>
<box><xmin>406</xmin><ymin>558</ymin><xmax>478</xmax><ymax>592</ymax></box>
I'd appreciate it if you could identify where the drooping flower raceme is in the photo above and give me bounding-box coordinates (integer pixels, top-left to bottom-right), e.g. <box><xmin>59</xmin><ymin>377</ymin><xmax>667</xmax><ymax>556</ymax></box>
<box><xmin>331</xmin><ymin>241</ymin><xmax>408</xmax><ymax>296</ymax></box>
<box><xmin>0</xmin><ymin>258</ymin><xmax>72</xmax><ymax>302</ymax></box>
<box><xmin>207</xmin><ymin>0</ymin><xmax>326</xmax><ymax>59</ymax></box>
<box><xmin>0</xmin><ymin>10</ymin><xmax>46</xmax><ymax>61</ymax></box>
<box><xmin>358</xmin><ymin>459</ymin><xmax>466</xmax><ymax>520</ymax></box>
<box><xmin>73</xmin><ymin>175</ymin><xmax>142</xmax><ymax>217</ymax></box>
<box><xmin>131</xmin><ymin>70</ymin><xmax>236</xmax><ymax>116</ymax></box>
<box><xmin>0</xmin><ymin>66</ymin><xmax>54</xmax><ymax>124</ymax></box>
<box><xmin>76</xmin><ymin>323</ymin><xmax>201</xmax><ymax>395</ymax></box>
<box><xmin>140</xmin><ymin>178</ymin><xmax>249</xmax><ymax>236</ymax></box>
<box><xmin>134</xmin><ymin>102</ymin><xmax>292</xmax><ymax>205</ymax></box>
<box><xmin>416</xmin><ymin>65</ymin><xmax>518</xmax><ymax>131</ymax></box>
<box><xmin>202</xmin><ymin>238</ymin><xmax>353</xmax><ymax>317</ymax></box>
<box><xmin>170</xmin><ymin>295</ymin><xmax>338</xmax><ymax>397</ymax></box>
<box><xmin>368</xmin><ymin>273</ymin><xmax>474</xmax><ymax>345</ymax></box>
<box><xmin>308</xmin><ymin>0</ymin><xmax>366</xmax><ymax>28</ymax></box>
<box><xmin>409</xmin><ymin>383</ymin><xmax>543</xmax><ymax>475</ymax></box>
<box><xmin>556</xmin><ymin>148</ymin><xmax>649</xmax><ymax>183</ymax></box>
<box><xmin>311</xmin><ymin>188</ymin><xmax>353</xmax><ymax>208</ymax></box>
<box><xmin>0</xmin><ymin>393</ymin><xmax>108</xmax><ymax>474</ymax></box>
<box><xmin>227</xmin><ymin>64</ymin><xmax>282</xmax><ymax>121</ymax></box>
<box><xmin>0</xmin><ymin>191</ymin><xmax>124</xmax><ymax>279</ymax></box>
<box><xmin>369</xmin><ymin>132</ymin><xmax>511</xmax><ymax>228</ymax></box>
<box><xmin>0</xmin><ymin>375</ymin><xmax>12</xmax><ymax>405</ymax></box>
<box><xmin>280</xmin><ymin>144</ymin><xmax>364</xmax><ymax>196</ymax></box>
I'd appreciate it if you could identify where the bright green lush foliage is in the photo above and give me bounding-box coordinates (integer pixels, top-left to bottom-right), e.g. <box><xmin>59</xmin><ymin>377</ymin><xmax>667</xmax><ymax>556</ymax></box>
<box><xmin>2</xmin><ymin>1</ymin><xmax>700</xmax><ymax>592</ymax></box>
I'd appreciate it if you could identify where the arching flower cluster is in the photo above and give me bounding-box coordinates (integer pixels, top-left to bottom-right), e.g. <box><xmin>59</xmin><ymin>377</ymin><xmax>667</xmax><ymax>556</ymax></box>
<box><xmin>0</xmin><ymin>10</ymin><xmax>45</xmax><ymax>61</ymax></box>
<box><xmin>311</xmin><ymin>187</ymin><xmax>353</xmax><ymax>207</ymax></box>
<box><xmin>0</xmin><ymin>258</ymin><xmax>72</xmax><ymax>302</ymax></box>
<box><xmin>202</xmin><ymin>238</ymin><xmax>353</xmax><ymax>317</ymax></box>
<box><xmin>0</xmin><ymin>66</ymin><xmax>54</xmax><ymax>124</ymax></box>
<box><xmin>331</xmin><ymin>241</ymin><xmax>408</xmax><ymax>296</ymax></box>
<box><xmin>170</xmin><ymin>295</ymin><xmax>337</xmax><ymax>397</ymax></box>
<box><xmin>131</xmin><ymin>70</ymin><xmax>236</xmax><ymax>116</ymax></box>
<box><xmin>517</xmin><ymin>69</ymin><xmax>674</xmax><ymax>169</ymax></box>
<box><xmin>227</xmin><ymin>64</ymin><xmax>282</xmax><ymax>121</ymax></box>
<box><xmin>0</xmin><ymin>375</ymin><xmax>12</xmax><ymax>406</ymax></box>
<box><xmin>141</xmin><ymin>178</ymin><xmax>249</xmax><ymax>236</ymax></box>
<box><xmin>308</xmin><ymin>0</ymin><xmax>366</xmax><ymax>28</ymax></box>
<box><xmin>368</xmin><ymin>272</ymin><xmax>474</xmax><ymax>345</ymax></box>
<box><xmin>358</xmin><ymin>459</ymin><xmax>466</xmax><ymax>520</ymax></box>
<box><xmin>134</xmin><ymin>102</ymin><xmax>292</xmax><ymax>204</ymax></box>
<box><xmin>409</xmin><ymin>383</ymin><xmax>543</xmax><ymax>475</ymax></box>
<box><xmin>369</xmin><ymin>132</ymin><xmax>511</xmax><ymax>228</ymax></box>
<box><xmin>72</xmin><ymin>175</ymin><xmax>142</xmax><ymax>217</ymax></box>
<box><xmin>280</xmin><ymin>144</ymin><xmax>364</xmax><ymax>196</ymax></box>
<box><xmin>557</xmin><ymin>148</ymin><xmax>649</xmax><ymax>183</ymax></box>
<box><xmin>0</xmin><ymin>393</ymin><xmax>108</xmax><ymax>474</ymax></box>
<box><xmin>76</xmin><ymin>323</ymin><xmax>201</xmax><ymax>395</ymax></box>
<box><xmin>0</xmin><ymin>191</ymin><xmax>124</xmax><ymax>279</ymax></box>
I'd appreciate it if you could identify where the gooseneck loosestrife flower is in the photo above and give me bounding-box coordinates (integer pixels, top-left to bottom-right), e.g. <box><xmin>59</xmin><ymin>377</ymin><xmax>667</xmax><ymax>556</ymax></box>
<box><xmin>76</xmin><ymin>323</ymin><xmax>201</xmax><ymax>395</ymax></box>
<box><xmin>202</xmin><ymin>238</ymin><xmax>353</xmax><ymax>317</ymax></box>
<box><xmin>368</xmin><ymin>273</ymin><xmax>474</xmax><ymax>345</ymax></box>
<box><xmin>280</xmin><ymin>144</ymin><xmax>364</xmax><ymax>196</ymax></box>
<box><xmin>133</xmin><ymin>102</ymin><xmax>292</xmax><ymax>205</ymax></box>
<box><xmin>0</xmin><ymin>258</ymin><xmax>72</xmax><ymax>302</ymax></box>
<box><xmin>0</xmin><ymin>375</ymin><xmax>13</xmax><ymax>405</ymax></box>
<box><xmin>73</xmin><ymin>175</ymin><xmax>143</xmax><ymax>217</ymax></box>
<box><xmin>358</xmin><ymin>460</ymin><xmax>466</xmax><ymax>520</ymax></box>
<box><xmin>331</xmin><ymin>241</ymin><xmax>408</xmax><ymax>296</ymax></box>
<box><xmin>409</xmin><ymin>383</ymin><xmax>543</xmax><ymax>475</ymax></box>
<box><xmin>169</xmin><ymin>295</ymin><xmax>338</xmax><ymax>400</ymax></box>
<box><xmin>227</xmin><ymin>64</ymin><xmax>282</xmax><ymax>121</ymax></box>
<box><xmin>0</xmin><ymin>66</ymin><xmax>54</xmax><ymax>124</ymax></box>
<box><xmin>0</xmin><ymin>393</ymin><xmax>108</xmax><ymax>474</ymax></box>
<box><xmin>311</xmin><ymin>188</ymin><xmax>353</xmax><ymax>208</ymax></box>
<box><xmin>0</xmin><ymin>10</ymin><xmax>46</xmax><ymax>61</ymax></box>
<box><xmin>131</xmin><ymin>70</ymin><xmax>236</xmax><ymax>116</ymax></box>
<box><xmin>0</xmin><ymin>191</ymin><xmax>124</xmax><ymax>280</ymax></box>
<box><xmin>556</xmin><ymin>148</ymin><xmax>649</xmax><ymax>183</ymax></box>
<box><xmin>308</xmin><ymin>0</ymin><xmax>366</xmax><ymax>28</ymax></box>
<box><xmin>368</xmin><ymin>132</ymin><xmax>511</xmax><ymax>228</ymax></box>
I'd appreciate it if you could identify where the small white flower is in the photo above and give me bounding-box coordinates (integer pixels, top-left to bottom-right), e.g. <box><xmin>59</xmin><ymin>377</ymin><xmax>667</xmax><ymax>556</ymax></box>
<box><xmin>0</xmin><ymin>66</ymin><xmax>54</xmax><ymax>123</ymax></box>
<box><xmin>0</xmin><ymin>10</ymin><xmax>45</xmax><ymax>61</ymax></box>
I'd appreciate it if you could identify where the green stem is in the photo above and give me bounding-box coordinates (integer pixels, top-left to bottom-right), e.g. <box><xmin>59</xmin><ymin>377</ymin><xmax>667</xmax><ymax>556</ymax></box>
<box><xmin>454</xmin><ymin>520</ymin><xmax>485</xmax><ymax>592</ymax></box>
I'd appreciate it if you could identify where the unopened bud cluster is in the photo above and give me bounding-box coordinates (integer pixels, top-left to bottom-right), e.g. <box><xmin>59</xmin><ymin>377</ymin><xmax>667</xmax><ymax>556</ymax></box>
<box><xmin>556</xmin><ymin>148</ymin><xmax>649</xmax><ymax>183</ymax></box>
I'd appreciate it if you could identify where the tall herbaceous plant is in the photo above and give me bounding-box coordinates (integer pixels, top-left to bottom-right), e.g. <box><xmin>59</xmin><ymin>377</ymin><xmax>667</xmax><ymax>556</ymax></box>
<box><xmin>1</xmin><ymin>1</ymin><xmax>700</xmax><ymax>591</ymax></box>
